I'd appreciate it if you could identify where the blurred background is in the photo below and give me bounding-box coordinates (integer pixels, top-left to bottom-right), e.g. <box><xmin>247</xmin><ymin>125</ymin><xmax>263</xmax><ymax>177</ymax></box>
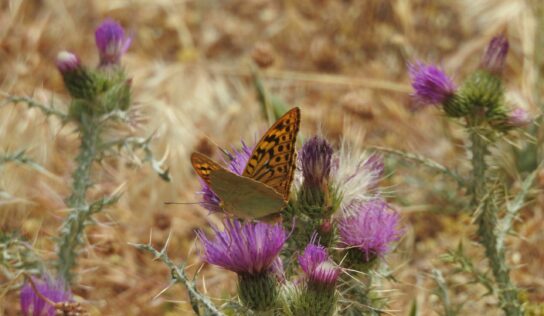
<box><xmin>0</xmin><ymin>0</ymin><xmax>542</xmax><ymax>315</ymax></box>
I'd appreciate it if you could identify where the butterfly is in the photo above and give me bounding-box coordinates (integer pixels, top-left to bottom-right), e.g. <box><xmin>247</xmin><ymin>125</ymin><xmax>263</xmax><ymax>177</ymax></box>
<box><xmin>191</xmin><ymin>107</ymin><xmax>300</xmax><ymax>220</ymax></box>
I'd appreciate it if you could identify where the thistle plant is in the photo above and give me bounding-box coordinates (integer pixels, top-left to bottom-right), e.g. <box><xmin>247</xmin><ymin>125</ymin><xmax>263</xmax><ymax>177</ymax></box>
<box><xmin>137</xmin><ymin>129</ymin><xmax>404</xmax><ymax>315</ymax></box>
<box><xmin>2</xmin><ymin>19</ymin><xmax>168</xmax><ymax>288</ymax></box>
<box><xmin>406</xmin><ymin>34</ymin><xmax>534</xmax><ymax>315</ymax></box>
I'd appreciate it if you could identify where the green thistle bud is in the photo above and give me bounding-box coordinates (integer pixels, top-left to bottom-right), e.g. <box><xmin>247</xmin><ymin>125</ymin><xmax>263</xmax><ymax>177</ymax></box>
<box><xmin>442</xmin><ymin>93</ymin><xmax>470</xmax><ymax>118</ymax></box>
<box><xmin>290</xmin><ymin>283</ymin><xmax>337</xmax><ymax>316</ymax></box>
<box><xmin>87</xmin><ymin>69</ymin><xmax>132</xmax><ymax>115</ymax></box>
<box><xmin>238</xmin><ymin>273</ymin><xmax>279</xmax><ymax>311</ymax></box>
<box><xmin>56</xmin><ymin>51</ymin><xmax>97</xmax><ymax>100</ymax></box>
<box><xmin>458</xmin><ymin>71</ymin><xmax>505</xmax><ymax>116</ymax></box>
<box><xmin>343</xmin><ymin>247</ymin><xmax>379</xmax><ymax>272</ymax></box>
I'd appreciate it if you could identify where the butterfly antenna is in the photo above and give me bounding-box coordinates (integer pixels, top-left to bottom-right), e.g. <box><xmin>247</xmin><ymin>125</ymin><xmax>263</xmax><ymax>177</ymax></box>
<box><xmin>23</xmin><ymin>273</ymin><xmax>57</xmax><ymax>307</ymax></box>
<box><xmin>164</xmin><ymin>201</ymin><xmax>217</xmax><ymax>207</ymax></box>
<box><xmin>201</xmin><ymin>134</ymin><xmax>234</xmax><ymax>160</ymax></box>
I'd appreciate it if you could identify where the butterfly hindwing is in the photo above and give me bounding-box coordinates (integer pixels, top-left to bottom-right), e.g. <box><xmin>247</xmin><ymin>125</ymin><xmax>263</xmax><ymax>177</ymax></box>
<box><xmin>242</xmin><ymin>107</ymin><xmax>300</xmax><ymax>200</ymax></box>
<box><xmin>209</xmin><ymin>169</ymin><xmax>286</xmax><ymax>219</ymax></box>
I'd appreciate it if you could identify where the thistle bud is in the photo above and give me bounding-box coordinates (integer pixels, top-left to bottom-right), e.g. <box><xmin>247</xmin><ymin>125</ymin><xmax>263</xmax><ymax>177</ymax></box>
<box><xmin>459</xmin><ymin>71</ymin><xmax>505</xmax><ymax>117</ymax></box>
<box><xmin>238</xmin><ymin>273</ymin><xmax>279</xmax><ymax>311</ymax></box>
<box><xmin>56</xmin><ymin>51</ymin><xmax>97</xmax><ymax>100</ymax></box>
<box><xmin>481</xmin><ymin>35</ymin><xmax>509</xmax><ymax>76</ymax></box>
<box><xmin>299</xmin><ymin>136</ymin><xmax>334</xmax><ymax>209</ymax></box>
<box><xmin>507</xmin><ymin>107</ymin><xmax>531</xmax><ymax>127</ymax></box>
<box><xmin>56</xmin><ymin>51</ymin><xmax>80</xmax><ymax>73</ymax></box>
<box><xmin>95</xmin><ymin>19</ymin><xmax>132</xmax><ymax>67</ymax></box>
<box><xmin>492</xmin><ymin>107</ymin><xmax>532</xmax><ymax>131</ymax></box>
<box><xmin>301</xmin><ymin>136</ymin><xmax>334</xmax><ymax>190</ymax></box>
<box><xmin>291</xmin><ymin>237</ymin><xmax>340</xmax><ymax>316</ymax></box>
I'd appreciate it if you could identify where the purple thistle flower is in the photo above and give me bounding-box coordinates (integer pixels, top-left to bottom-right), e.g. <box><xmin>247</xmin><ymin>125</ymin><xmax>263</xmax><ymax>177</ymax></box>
<box><xmin>481</xmin><ymin>35</ymin><xmax>509</xmax><ymax>75</ymax></box>
<box><xmin>300</xmin><ymin>136</ymin><xmax>334</xmax><ymax>189</ymax></box>
<box><xmin>197</xmin><ymin>219</ymin><xmax>287</xmax><ymax>275</ymax></box>
<box><xmin>408</xmin><ymin>61</ymin><xmax>456</xmax><ymax>108</ymax></box>
<box><xmin>338</xmin><ymin>199</ymin><xmax>402</xmax><ymax>260</ymax></box>
<box><xmin>298</xmin><ymin>244</ymin><xmax>328</xmax><ymax>275</ymax></box>
<box><xmin>95</xmin><ymin>19</ymin><xmax>132</xmax><ymax>66</ymax></box>
<box><xmin>197</xmin><ymin>142</ymin><xmax>253</xmax><ymax>212</ymax></box>
<box><xmin>20</xmin><ymin>276</ymin><xmax>72</xmax><ymax>316</ymax></box>
<box><xmin>507</xmin><ymin>107</ymin><xmax>531</xmax><ymax>127</ymax></box>
<box><xmin>56</xmin><ymin>51</ymin><xmax>81</xmax><ymax>74</ymax></box>
<box><xmin>298</xmin><ymin>235</ymin><xmax>340</xmax><ymax>286</ymax></box>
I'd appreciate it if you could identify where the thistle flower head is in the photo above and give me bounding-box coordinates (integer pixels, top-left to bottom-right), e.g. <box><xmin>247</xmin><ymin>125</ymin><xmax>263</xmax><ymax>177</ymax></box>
<box><xmin>338</xmin><ymin>199</ymin><xmax>402</xmax><ymax>261</ymax></box>
<box><xmin>95</xmin><ymin>19</ymin><xmax>131</xmax><ymax>66</ymax></box>
<box><xmin>298</xmin><ymin>237</ymin><xmax>340</xmax><ymax>286</ymax></box>
<box><xmin>56</xmin><ymin>51</ymin><xmax>81</xmax><ymax>73</ymax></box>
<box><xmin>481</xmin><ymin>35</ymin><xmax>509</xmax><ymax>75</ymax></box>
<box><xmin>300</xmin><ymin>136</ymin><xmax>334</xmax><ymax>189</ymax></box>
<box><xmin>197</xmin><ymin>142</ymin><xmax>253</xmax><ymax>212</ymax></box>
<box><xmin>408</xmin><ymin>61</ymin><xmax>457</xmax><ymax>108</ymax></box>
<box><xmin>197</xmin><ymin>219</ymin><xmax>287</xmax><ymax>275</ymax></box>
<box><xmin>506</xmin><ymin>107</ymin><xmax>531</xmax><ymax>128</ymax></box>
<box><xmin>298</xmin><ymin>242</ymin><xmax>328</xmax><ymax>275</ymax></box>
<box><xmin>20</xmin><ymin>276</ymin><xmax>72</xmax><ymax>316</ymax></box>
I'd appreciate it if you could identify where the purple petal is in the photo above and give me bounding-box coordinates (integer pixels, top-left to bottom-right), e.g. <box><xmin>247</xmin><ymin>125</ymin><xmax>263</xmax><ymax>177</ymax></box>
<box><xmin>197</xmin><ymin>219</ymin><xmax>287</xmax><ymax>275</ymax></box>
<box><xmin>95</xmin><ymin>19</ymin><xmax>131</xmax><ymax>66</ymax></box>
<box><xmin>20</xmin><ymin>276</ymin><xmax>71</xmax><ymax>316</ymax></box>
<box><xmin>338</xmin><ymin>199</ymin><xmax>403</xmax><ymax>259</ymax></box>
<box><xmin>408</xmin><ymin>61</ymin><xmax>456</xmax><ymax>108</ymax></box>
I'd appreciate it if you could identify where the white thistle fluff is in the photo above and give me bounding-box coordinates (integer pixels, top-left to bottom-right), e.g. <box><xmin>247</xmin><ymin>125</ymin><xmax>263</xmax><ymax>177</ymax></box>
<box><xmin>331</xmin><ymin>140</ymin><xmax>381</xmax><ymax>215</ymax></box>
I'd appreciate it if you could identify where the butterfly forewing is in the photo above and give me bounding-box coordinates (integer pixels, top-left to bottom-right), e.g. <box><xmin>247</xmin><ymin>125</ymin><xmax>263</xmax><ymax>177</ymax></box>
<box><xmin>242</xmin><ymin>107</ymin><xmax>300</xmax><ymax>200</ymax></box>
<box><xmin>191</xmin><ymin>152</ymin><xmax>225</xmax><ymax>186</ymax></box>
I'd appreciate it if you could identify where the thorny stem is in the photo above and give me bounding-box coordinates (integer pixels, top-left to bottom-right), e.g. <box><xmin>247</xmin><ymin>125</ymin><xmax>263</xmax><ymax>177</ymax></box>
<box><xmin>469</xmin><ymin>128</ymin><xmax>522</xmax><ymax>316</ymax></box>
<box><xmin>133</xmin><ymin>243</ymin><xmax>224</xmax><ymax>316</ymax></box>
<box><xmin>56</xmin><ymin>115</ymin><xmax>100</xmax><ymax>282</ymax></box>
<box><xmin>1</xmin><ymin>95</ymin><xmax>67</xmax><ymax>119</ymax></box>
<box><xmin>431</xmin><ymin>269</ymin><xmax>456</xmax><ymax>316</ymax></box>
<box><xmin>369</xmin><ymin>146</ymin><xmax>466</xmax><ymax>187</ymax></box>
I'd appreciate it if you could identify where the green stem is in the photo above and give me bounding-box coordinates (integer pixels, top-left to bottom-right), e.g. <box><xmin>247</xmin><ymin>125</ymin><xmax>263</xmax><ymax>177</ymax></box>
<box><xmin>132</xmin><ymin>243</ymin><xmax>224</xmax><ymax>316</ymax></box>
<box><xmin>56</xmin><ymin>115</ymin><xmax>100</xmax><ymax>282</ymax></box>
<box><xmin>469</xmin><ymin>129</ymin><xmax>522</xmax><ymax>316</ymax></box>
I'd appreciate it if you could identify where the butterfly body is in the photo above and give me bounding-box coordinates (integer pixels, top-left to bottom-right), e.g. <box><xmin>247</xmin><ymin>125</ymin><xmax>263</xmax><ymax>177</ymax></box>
<box><xmin>191</xmin><ymin>107</ymin><xmax>300</xmax><ymax>219</ymax></box>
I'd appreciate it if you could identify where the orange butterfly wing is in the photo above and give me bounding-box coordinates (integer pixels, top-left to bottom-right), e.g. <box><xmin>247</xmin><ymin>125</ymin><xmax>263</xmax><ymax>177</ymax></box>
<box><xmin>242</xmin><ymin>107</ymin><xmax>300</xmax><ymax>200</ymax></box>
<box><xmin>190</xmin><ymin>152</ymin><xmax>225</xmax><ymax>186</ymax></box>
